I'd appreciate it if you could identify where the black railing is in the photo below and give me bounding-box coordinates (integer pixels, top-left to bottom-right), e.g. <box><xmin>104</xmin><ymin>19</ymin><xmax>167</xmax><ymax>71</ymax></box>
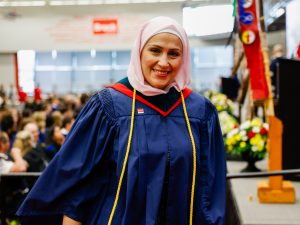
<box><xmin>1</xmin><ymin>168</ymin><xmax>300</xmax><ymax>179</ymax></box>
<box><xmin>0</xmin><ymin>172</ymin><xmax>41</xmax><ymax>178</ymax></box>
<box><xmin>227</xmin><ymin>168</ymin><xmax>300</xmax><ymax>179</ymax></box>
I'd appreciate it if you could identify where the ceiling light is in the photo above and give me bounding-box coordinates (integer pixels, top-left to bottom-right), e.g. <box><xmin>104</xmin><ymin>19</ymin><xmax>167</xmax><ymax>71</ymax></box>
<box><xmin>49</xmin><ymin>0</ymin><xmax>76</xmax><ymax>6</ymax></box>
<box><xmin>0</xmin><ymin>0</ymin><xmax>46</xmax><ymax>7</ymax></box>
<box><xmin>0</xmin><ymin>0</ymin><xmax>196</xmax><ymax>7</ymax></box>
<box><xmin>77</xmin><ymin>0</ymin><xmax>92</xmax><ymax>5</ymax></box>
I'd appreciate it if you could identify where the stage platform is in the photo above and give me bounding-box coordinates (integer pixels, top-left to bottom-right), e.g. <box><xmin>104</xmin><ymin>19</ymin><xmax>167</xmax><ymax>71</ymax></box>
<box><xmin>227</xmin><ymin>160</ymin><xmax>300</xmax><ymax>225</ymax></box>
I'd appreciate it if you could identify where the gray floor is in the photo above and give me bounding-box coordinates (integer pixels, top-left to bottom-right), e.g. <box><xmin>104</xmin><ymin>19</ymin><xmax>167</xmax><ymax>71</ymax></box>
<box><xmin>227</xmin><ymin>160</ymin><xmax>300</xmax><ymax>225</ymax></box>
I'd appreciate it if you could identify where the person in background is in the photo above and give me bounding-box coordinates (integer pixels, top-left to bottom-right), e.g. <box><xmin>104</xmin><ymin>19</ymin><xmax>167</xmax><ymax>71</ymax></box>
<box><xmin>0</xmin><ymin>84</ymin><xmax>6</xmax><ymax>109</ymax></box>
<box><xmin>23</xmin><ymin>122</ymin><xmax>48</xmax><ymax>172</ymax></box>
<box><xmin>1</xmin><ymin>110</ymin><xmax>17</xmax><ymax>149</ymax></box>
<box><xmin>0</xmin><ymin>131</ymin><xmax>28</xmax><ymax>173</ymax></box>
<box><xmin>13</xmin><ymin>130</ymin><xmax>35</xmax><ymax>162</ymax></box>
<box><xmin>270</xmin><ymin>43</ymin><xmax>284</xmax><ymax>99</ymax></box>
<box><xmin>44</xmin><ymin>125</ymin><xmax>65</xmax><ymax>162</ymax></box>
<box><xmin>17</xmin><ymin>17</ymin><xmax>226</xmax><ymax>225</ymax></box>
<box><xmin>52</xmin><ymin>111</ymin><xmax>63</xmax><ymax>128</ymax></box>
<box><xmin>8</xmin><ymin>83</ymin><xmax>17</xmax><ymax>105</ymax></box>
<box><xmin>60</xmin><ymin>116</ymin><xmax>74</xmax><ymax>137</ymax></box>
<box><xmin>296</xmin><ymin>42</ymin><xmax>300</xmax><ymax>60</ymax></box>
<box><xmin>0</xmin><ymin>84</ymin><xmax>6</xmax><ymax>97</ymax></box>
<box><xmin>32</xmin><ymin>111</ymin><xmax>47</xmax><ymax>145</ymax></box>
<box><xmin>17</xmin><ymin>87</ymin><xmax>27</xmax><ymax>104</ymax></box>
<box><xmin>34</xmin><ymin>85</ymin><xmax>42</xmax><ymax>102</ymax></box>
<box><xmin>0</xmin><ymin>131</ymin><xmax>28</xmax><ymax>225</ymax></box>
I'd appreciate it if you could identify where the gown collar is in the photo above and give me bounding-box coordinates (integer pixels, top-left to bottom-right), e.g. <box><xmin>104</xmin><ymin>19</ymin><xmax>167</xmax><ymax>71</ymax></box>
<box><xmin>109</xmin><ymin>78</ymin><xmax>192</xmax><ymax>117</ymax></box>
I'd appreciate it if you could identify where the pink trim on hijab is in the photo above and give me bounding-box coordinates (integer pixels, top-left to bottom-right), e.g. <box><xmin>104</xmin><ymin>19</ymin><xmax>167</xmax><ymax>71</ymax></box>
<box><xmin>127</xmin><ymin>16</ymin><xmax>191</xmax><ymax>96</ymax></box>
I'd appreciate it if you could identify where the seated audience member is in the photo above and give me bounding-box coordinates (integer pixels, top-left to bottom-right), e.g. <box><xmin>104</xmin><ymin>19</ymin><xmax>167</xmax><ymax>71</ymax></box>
<box><xmin>60</xmin><ymin>116</ymin><xmax>74</xmax><ymax>137</ymax></box>
<box><xmin>0</xmin><ymin>132</ymin><xmax>29</xmax><ymax>223</ymax></box>
<box><xmin>1</xmin><ymin>110</ymin><xmax>17</xmax><ymax>149</ymax></box>
<box><xmin>270</xmin><ymin>44</ymin><xmax>284</xmax><ymax>98</ymax></box>
<box><xmin>44</xmin><ymin>125</ymin><xmax>65</xmax><ymax>162</ymax></box>
<box><xmin>52</xmin><ymin>110</ymin><xmax>63</xmax><ymax>128</ymax></box>
<box><xmin>33</xmin><ymin>111</ymin><xmax>46</xmax><ymax>145</ymax></box>
<box><xmin>13</xmin><ymin>130</ymin><xmax>34</xmax><ymax>158</ymax></box>
<box><xmin>23</xmin><ymin>123</ymin><xmax>48</xmax><ymax>172</ymax></box>
<box><xmin>0</xmin><ymin>131</ymin><xmax>28</xmax><ymax>173</ymax></box>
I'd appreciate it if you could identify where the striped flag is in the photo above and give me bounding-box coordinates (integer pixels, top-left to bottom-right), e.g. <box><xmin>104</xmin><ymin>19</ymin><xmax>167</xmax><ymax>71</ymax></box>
<box><xmin>137</xmin><ymin>108</ymin><xmax>144</xmax><ymax>114</ymax></box>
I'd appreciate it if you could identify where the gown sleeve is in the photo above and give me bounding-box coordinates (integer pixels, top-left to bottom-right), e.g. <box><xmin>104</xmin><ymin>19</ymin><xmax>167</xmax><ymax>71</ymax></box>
<box><xmin>199</xmin><ymin>100</ymin><xmax>227</xmax><ymax>225</ymax></box>
<box><xmin>16</xmin><ymin>90</ymin><xmax>117</xmax><ymax>225</ymax></box>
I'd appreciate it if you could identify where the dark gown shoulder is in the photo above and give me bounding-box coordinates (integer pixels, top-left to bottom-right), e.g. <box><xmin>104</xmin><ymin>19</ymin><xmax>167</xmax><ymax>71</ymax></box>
<box><xmin>117</xmin><ymin>77</ymin><xmax>181</xmax><ymax>112</ymax></box>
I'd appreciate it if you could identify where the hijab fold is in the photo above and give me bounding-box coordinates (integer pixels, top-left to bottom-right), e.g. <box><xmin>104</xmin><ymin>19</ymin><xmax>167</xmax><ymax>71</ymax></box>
<box><xmin>127</xmin><ymin>16</ymin><xmax>191</xmax><ymax>96</ymax></box>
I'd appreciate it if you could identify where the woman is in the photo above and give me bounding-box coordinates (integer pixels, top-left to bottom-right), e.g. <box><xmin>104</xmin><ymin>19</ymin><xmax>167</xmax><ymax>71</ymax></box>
<box><xmin>13</xmin><ymin>130</ymin><xmax>34</xmax><ymax>157</ymax></box>
<box><xmin>17</xmin><ymin>16</ymin><xmax>226</xmax><ymax>225</ymax></box>
<box><xmin>0</xmin><ymin>131</ymin><xmax>28</xmax><ymax>173</ymax></box>
<box><xmin>44</xmin><ymin>125</ymin><xmax>65</xmax><ymax>162</ymax></box>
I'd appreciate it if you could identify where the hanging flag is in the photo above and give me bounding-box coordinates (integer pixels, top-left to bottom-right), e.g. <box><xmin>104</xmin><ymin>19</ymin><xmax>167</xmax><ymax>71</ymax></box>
<box><xmin>237</xmin><ymin>0</ymin><xmax>269</xmax><ymax>100</ymax></box>
<box><xmin>232</xmin><ymin>0</ymin><xmax>237</xmax><ymax>17</ymax></box>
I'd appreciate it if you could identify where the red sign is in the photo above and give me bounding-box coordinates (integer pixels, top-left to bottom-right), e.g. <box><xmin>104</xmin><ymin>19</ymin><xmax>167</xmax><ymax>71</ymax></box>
<box><xmin>93</xmin><ymin>19</ymin><xmax>118</xmax><ymax>35</ymax></box>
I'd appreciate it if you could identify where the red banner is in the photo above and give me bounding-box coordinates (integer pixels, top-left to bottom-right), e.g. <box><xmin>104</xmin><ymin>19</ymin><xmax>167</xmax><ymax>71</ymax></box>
<box><xmin>93</xmin><ymin>19</ymin><xmax>118</xmax><ymax>35</ymax></box>
<box><xmin>237</xmin><ymin>0</ymin><xmax>269</xmax><ymax>100</ymax></box>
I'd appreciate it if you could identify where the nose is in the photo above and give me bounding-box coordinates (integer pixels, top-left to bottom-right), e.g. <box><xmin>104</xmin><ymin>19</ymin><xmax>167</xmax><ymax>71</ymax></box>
<box><xmin>157</xmin><ymin>54</ymin><xmax>169</xmax><ymax>67</ymax></box>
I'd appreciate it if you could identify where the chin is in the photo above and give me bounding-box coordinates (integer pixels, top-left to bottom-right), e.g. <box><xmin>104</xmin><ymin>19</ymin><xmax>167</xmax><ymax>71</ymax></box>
<box><xmin>150</xmin><ymin>81</ymin><xmax>169</xmax><ymax>90</ymax></box>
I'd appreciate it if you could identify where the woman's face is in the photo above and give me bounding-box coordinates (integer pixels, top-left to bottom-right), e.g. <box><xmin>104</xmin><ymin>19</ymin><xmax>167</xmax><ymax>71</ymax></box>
<box><xmin>141</xmin><ymin>33</ymin><xmax>183</xmax><ymax>90</ymax></box>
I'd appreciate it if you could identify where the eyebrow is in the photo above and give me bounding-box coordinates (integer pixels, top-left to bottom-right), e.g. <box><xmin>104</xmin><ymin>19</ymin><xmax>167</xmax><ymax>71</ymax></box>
<box><xmin>147</xmin><ymin>44</ymin><xmax>182</xmax><ymax>51</ymax></box>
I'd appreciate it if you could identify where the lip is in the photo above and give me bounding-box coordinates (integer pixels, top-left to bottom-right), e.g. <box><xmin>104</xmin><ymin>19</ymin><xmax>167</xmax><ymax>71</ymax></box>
<box><xmin>152</xmin><ymin>69</ymin><xmax>170</xmax><ymax>77</ymax></box>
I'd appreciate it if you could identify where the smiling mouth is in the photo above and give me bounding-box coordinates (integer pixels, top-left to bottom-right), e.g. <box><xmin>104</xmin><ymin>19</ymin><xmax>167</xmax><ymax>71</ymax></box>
<box><xmin>153</xmin><ymin>69</ymin><xmax>170</xmax><ymax>76</ymax></box>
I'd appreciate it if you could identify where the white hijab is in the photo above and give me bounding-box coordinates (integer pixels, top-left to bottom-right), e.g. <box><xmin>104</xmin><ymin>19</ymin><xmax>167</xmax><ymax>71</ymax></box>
<box><xmin>127</xmin><ymin>16</ymin><xmax>191</xmax><ymax>96</ymax></box>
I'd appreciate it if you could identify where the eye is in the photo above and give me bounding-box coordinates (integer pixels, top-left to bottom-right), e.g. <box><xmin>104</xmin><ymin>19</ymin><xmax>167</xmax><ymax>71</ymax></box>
<box><xmin>149</xmin><ymin>48</ymin><xmax>161</xmax><ymax>54</ymax></box>
<box><xmin>168</xmin><ymin>51</ymin><xmax>181</xmax><ymax>58</ymax></box>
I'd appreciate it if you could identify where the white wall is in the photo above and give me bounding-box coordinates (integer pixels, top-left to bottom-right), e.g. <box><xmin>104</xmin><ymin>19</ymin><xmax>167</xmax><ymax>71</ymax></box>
<box><xmin>286</xmin><ymin>0</ymin><xmax>300</xmax><ymax>57</ymax></box>
<box><xmin>0</xmin><ymin>2</ymin><xmax>233</xmax><ymax>52</ymax></box>
<box><xmin>0</xmin><ymin>1</ymin><xmax>234</xmax><ymax>92</ymax></box>
<box><xmin>0</xmin><ymin>3</ymin><xmax>183</xmax><ymax>90</ymax></box>
<box><xmin>0</xmin><ymin>3</ymin><xmax>183</xmax><ymax>52</ymax></box>
<box><xmin>0</xmin><ymin>54</ymin><xmax>16</xmax><ymax>91</ymax></box>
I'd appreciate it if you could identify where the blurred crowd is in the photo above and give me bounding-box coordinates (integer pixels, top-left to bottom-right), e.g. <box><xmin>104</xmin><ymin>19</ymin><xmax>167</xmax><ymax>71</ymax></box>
<box><xmin>0</xmin><ymin>87</ymin><xmax>92</xmax><ymax>174</ymax></box>
<box><xmin>0</xmin><ymin>86</ymin><xmax>92</xmax><ymax>223</ymax></box>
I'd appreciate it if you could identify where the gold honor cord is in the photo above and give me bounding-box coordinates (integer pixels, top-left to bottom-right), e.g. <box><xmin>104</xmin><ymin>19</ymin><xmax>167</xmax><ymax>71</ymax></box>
<box><xmin>181</xmin><ymin>91</ymin><xmax>197</xmax><ymax>225</ymax></box>
<box><xmin>107</xmin><ymin>89</ymin><xmax>136</xmax><ymax>225</ymax></box>
<box><xmin>107</xmin><ymin>90</ymin><xmax>196</xmax><ymax>225</ymax></box>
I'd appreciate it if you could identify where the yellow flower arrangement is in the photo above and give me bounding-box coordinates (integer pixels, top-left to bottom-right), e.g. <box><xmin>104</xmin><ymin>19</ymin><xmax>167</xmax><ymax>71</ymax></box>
<box><xmin>225</xmin><ymin>117</ymin><xmax>269</xmax><ymax>160</ymax></box>
<box><xmin>204</xmin><ymin>91</ymin><xmax>238</xmax><ymax>136</ymax></box>
<box><xmin>204</xmin><ymin>90</ymin><xmax>234</xmax><ymax>114</ymax></box>
<box><xmin>218</xmin><ymin>111</ymin><xmax>239</xmax><ymax>135</ymax></box>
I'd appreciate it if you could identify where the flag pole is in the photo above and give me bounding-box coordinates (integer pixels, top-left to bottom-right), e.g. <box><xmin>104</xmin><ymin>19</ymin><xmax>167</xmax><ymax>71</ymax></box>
<box><xmin>256</xmin><ymin>0</ymin><xmax>295</xmax><ymax>203</ymax></box>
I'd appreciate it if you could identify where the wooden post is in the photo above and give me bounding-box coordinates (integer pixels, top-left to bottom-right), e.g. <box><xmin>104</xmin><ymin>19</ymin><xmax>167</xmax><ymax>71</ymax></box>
<box><xmin>256</xmin><ymin>0</ymin><xmax>295</xmax><ymax>203</ymax></box>
<box><xmin>257</xmin><ymin>116</ymin><xmax>295</xmax><ymax>203</ymax></box>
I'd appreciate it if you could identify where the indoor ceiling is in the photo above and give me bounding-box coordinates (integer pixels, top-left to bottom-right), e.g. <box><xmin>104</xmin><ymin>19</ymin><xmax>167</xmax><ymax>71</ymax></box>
<box><xmin>264</xmin><ymin>0</ymin><xmax>291</xmax><ymax>32</ymax></box>
<box><xmin>0</xmin><ymin>0</ymin><xmax>290</xmax><ymax>32</ymax></box>
<box><xmin>0</xmin><ymin>0</ymin><xmax>230</xmax><ymax>7</ymax></box>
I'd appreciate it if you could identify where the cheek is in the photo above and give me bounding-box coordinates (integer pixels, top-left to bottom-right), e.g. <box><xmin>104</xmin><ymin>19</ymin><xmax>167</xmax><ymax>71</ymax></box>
<box><xmin>171</xmin><ymin>60</ymin><xmax>182</xmax><ymax>73</ymax></box>
<box><xmin>141</xmin><ymin>60</ymin><xmax>147</xmax><ymax>73</ymax></box>
<box><xmin>141</xmin><ymin>54</ymin><xmax>155</xmax><ymax>69</ymax></box>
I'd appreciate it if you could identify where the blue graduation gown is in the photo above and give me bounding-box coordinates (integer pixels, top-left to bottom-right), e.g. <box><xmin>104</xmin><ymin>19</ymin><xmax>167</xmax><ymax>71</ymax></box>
<box><xmin>17</xmin><ymin>84</ymin><xmax>226</xmax><ymax>225</ymax></box>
